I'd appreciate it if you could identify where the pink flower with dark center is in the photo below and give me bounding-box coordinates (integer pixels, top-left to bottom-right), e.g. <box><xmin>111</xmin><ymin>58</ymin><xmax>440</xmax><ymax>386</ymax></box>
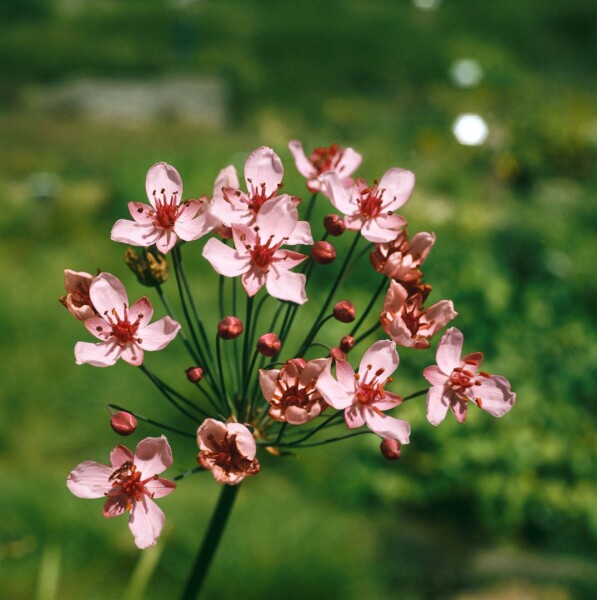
<box><xmin>288</xmin><ymin>141</ymin><xmax>362</xmax><ymax>193</ymax></box>
<box><xmin>424</xmin><ymin>327</ymin><xmax>516</xmax><ymax>425</ymax></box>
<box><xmin>60</xmin><ymin>269</ymin><xmax>97</xmax><ymax>320</ymax></box>
<box><xmin>370</xmin><ymin>230</ymin><xmax>436</xmax><ymax>283</ymax></box>
<box><xmin>202</xmin><ymin>196</ymin><xmax>310</xmax><ymax>304</ymax></box>
<box><xmin>66</xmin><ymin>436</ymin><xmax>176</xmax><ymax>549</ymax></box>
<box><xmin>380</xmin><ymin>281</ymin><xmax>457</xmax><ymax>349</ymax></box>
<box><xmin>259</xmin><ymin>358</ymin><xmax>331</xmax><ymax>424</ymax></box>
<box><xmin>320</xmin><ymin>168</ymin><xmax>415</xmax><ymax>243</ymax></box>
<box><xmin>316</xmin><ymin>340</ymin><xmax>410</xmax><ymax>443</ymax></box>
<box><xmin>111</xmin><ymin>162</ymin><xmax>216</xmax><ymax>254</ymax></box>
<box><xmin>74</xmin><ymin>272</ymin><xmax>180</xmax><ymax>367</ymax></box>
<box><xmin>197</xmin><ymin>419</ymin><xmax>260</xmax><ymax>485</ymax></box>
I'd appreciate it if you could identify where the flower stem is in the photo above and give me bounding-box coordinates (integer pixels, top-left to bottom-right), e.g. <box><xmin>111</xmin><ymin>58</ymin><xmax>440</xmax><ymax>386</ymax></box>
<box><xmin>350</xmin><ymin>276</ymin><xmax>387</xmax><ymax>336</ymax></box>
<box><xmin>180</xmin><ymin>484</ymin><xmax>240</xmax><ymax>600</ymax></box>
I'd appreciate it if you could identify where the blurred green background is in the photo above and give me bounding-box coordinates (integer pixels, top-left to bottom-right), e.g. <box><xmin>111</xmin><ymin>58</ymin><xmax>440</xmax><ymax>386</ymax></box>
<box><xmin>1</xmin><ymin>0</ymin><xmax>596</xmax><ymax>598</ymax></box>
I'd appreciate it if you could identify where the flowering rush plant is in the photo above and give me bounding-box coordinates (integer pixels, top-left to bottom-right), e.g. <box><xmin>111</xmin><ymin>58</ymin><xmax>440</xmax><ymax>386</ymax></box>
<box><xmin>62</xmin><ymin>143</ymin><xmax>516</xmax><ymax>597</ymax></box>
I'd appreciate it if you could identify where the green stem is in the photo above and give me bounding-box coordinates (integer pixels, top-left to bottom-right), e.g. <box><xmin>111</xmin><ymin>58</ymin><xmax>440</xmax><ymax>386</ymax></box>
<box><xmin>403</xmin><ymin>388</ymin><xmax>428</xmax><ymax>402</ymax></box>
<box><xmin>180</xmin><ymin>484</ymin><xmax>240</xmax><ymax>600</ymax></box>
<box><xmin>107</xmin><ymin>404</ymin><xmax>195</xmax><ymax>439</ymax></box>
<box><xmin>350</xmin><ymin>277</ymin><xmax>387</xmax><ymax>336</ymax></box>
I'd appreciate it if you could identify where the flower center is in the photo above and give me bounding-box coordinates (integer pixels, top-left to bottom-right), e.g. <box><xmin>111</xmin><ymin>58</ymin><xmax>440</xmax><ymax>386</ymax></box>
<box><xmin>449</xmin><ymin>367</ymin><xmax>476</xmax><ymax>394</ymax></box>
<box><xmin>280</xmin><ymin>384</ymin><xmax>310</xmax><ymax>408</ymax></box>
<box><xmin>357</xmin><ymin>185</ymin><xmax>385</xmax><ymax>218</ymax></box>
<box><xmin>101</xmin><ymin>305</ymin><xmax>143</xmax><ymax>346</ymax></box>
<box><xmin>151</xmin><ymin>190</ymin><xmax>180</xmax><ymax>229</ymax></box>
<box><xmin>248</xmin><ymin>234</ymin><xmax>282</xmax><ymax>271</ymax></box>
<box><xmin>309</xmin><ymin>143</ymin><xmax>341</xmax><ymax>173</ymax></box>
<box><xmin>207</xmin><ymin>433</ymin><xmax>253</xmax><ymax>473</ymax></box>
<box><xmin>107</xmin><ymin>462</ymin><xmax>155</xmax><ymax>509</ymax></box>
<box><xmin>246</xmin><ymin>180</ymin><xmax>279</xmax><ymax>215</ymax></box>
<box><xmin>355</xmin><ymin>366</ymin><xmax>392</xmax><ymax>405</ymax></box>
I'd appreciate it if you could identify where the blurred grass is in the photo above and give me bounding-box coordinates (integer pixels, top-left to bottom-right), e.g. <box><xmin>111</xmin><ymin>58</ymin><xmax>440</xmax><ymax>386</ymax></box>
<box><xmin>1</xmin><ymin>0</ymin><xmax>596</xmax><ymax>598</ymax></box>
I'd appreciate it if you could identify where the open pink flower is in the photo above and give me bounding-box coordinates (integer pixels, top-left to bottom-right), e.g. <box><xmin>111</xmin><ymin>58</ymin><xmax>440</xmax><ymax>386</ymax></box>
<box><xmin>259</xmin><ymin>357</ymin><xmax>331</xmax><ymax>424</ymax></box>
<box><xmin>380</xmin><ymin>281</ymin><xmax>457</xmax><ymax>349</ymax></box>
<box><xmin>74</xmin><ymin>272</ymin><xmax>180</xmax><ymax>367</ymax></box>
<box><xmin>197</xmin><ymin>419</ymin><xmax>261</xmax><ymax>485</ymax></box>
<box><xmin>111</xmin><ymin>162</ymin><xmax>215</xmax><ymax>254</ymax></box>
<box><xmin>320</xmin><ymin>168</ymin><xmax>414</xmax><ymax>243</ymax></box>
<box><xmin>202</xmin><ymin>196</ymin><xmax>310</xmax><ymax>304</ymax></box>
<box><xmin>66</xmin><ymin>436</ymin><xmax>176</xmax><ymax>549</ymax></box>
<box><xmin>316</xmin><ymin>340</ymin><xmax>410</xmax><ymax>443</ymax></box>
<box><xmin>424</xmin><ymin>327</ymin><xmax>516</xmax><ymax>425</ymax></box>
<box><xmin>60</xmin><ymin>269</ymin><xmax>97</xmax><ymax>320</ymax></box>
<box><xmin>288</xmin><ymin>141</ymin><xmax>362</xmax><ymax>193</ymax></box>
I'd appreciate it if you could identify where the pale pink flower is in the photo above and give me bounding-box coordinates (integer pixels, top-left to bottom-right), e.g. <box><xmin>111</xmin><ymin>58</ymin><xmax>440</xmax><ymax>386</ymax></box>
<box><xmin>202</xmin><ymin>195</ymin><xmax>310</xmax><ymax>304</ymax></box>
<box><xmin>370</xmin><ymin>230</ymin><xmax>436</xmax><ymax>283</ymax></box>
<box><xmin>320</xmin><ymin>168</ymin><xmax>415</xmax><ymax>243</ymax></box>
<box><xmin>259</xmin><ymin>357</ymin><xmax>331</xmax><ymax>424</ymax></box>
<box><xmin>316</xmin><ymin>340</ymin><xmax>411</xmax><ymax>443</ymax></box>
<box><xmin>111</xmin><ymin>162</ymin><xmax>215</xmax><ymax>254</ymax></box>
<box><xmin>60</xmin><ymin>269</ymin><xmax>97</xmax><ymax>320</ymax></box>
<box><xmin>66</xmin><ymin>436</ymin><xmax>176</xmax><ymax>549</ymax></box>
<box><xmin>380</xmin><ymin>281</ymin><xmax>457</xmax><ymax>349</ymax></box>
<box><xmin>424</xmin><ymin>327</ymin><xmax>516</xmax><ymax>425</ymax></box>
<box><xmin>197</xmin><ymin>419</ymin><xmax>260</xmax><ymax>485</ymax></box>
<box><xmin>288</xmin><ymin>141</ymin><xmax>362</xmax><ymax>193</ymax></box>
<box><xmin>74</xmin><ymin>272</ymin><xmax>180</xmax><ymax>367</ymax></box>
<box><xmin>210</xmin><ymin>147</ymin><xmax>311</xmax><ymax>245</ymax></box>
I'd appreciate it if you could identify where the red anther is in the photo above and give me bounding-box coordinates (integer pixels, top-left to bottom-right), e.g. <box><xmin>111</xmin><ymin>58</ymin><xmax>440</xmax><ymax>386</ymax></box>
<box><xmin>311</xmin><ymin>240</ymin><xmax>336</xmax><ymax>265</ymax></box>
<box><xmin>479</xmin><ymin>371</ymin><xmax>491</xmax><ymax>378</ymax></box>
<box><xmin>218</xmin><ymin>316</ymin><xmax>243</xmax><ymax>340</ymax></box>
<box><xmin>323</xmin><ymin>214</ymin><xmax>346</xmax><ymax>236</ymax></box>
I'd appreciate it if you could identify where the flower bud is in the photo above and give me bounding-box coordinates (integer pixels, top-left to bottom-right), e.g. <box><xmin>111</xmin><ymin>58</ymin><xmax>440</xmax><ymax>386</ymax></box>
<box><xmin>323</xmin><ymin>214</ymin><xmax>346</xmax><ymax>236</ymax></box>
<box><xmin>329</xmin><ymin>346</ymin><xmax>347</xmax><ymax>362</ymax></box>
<box><xmin>311</xmin><ymin>240</ymin><xmax>336</xmax><ymax>265</ymax></box>
<box><xmin>380</xmin><ymin>438</ymin><xmax>401</xmax><ymax>460</ymax></box>
<box><xmin>333</xmin><ymin>300</ymin><xmax>356</xmax><ymax>323</ymax></box>
<box><xmin>214</xmin><ymin>224</ymin><xmax>233</xmax><ymax>240</ymax></box>
<box><xmin>124</xmin><ymin>248</ymin><xmax>169</xmax><ymax>287</ymax></box>
<box><xmin>110</xmin><ymin>411</ymin><xmax>137</xmax><ymax>436</ymax></box>
<box><xmin>217</xmin><ymin>316</ymin><xmax>243</xmax><ymax>340</ymax></box>
<box><xmin>339</xmin><ymin>335</ymin><xmax>355</xmax><ymax>353</ymax></box>
<box><xmin>186</xmin><ymin>366</ymin><xmax>204</xmax><ymax>383</ymax></box>
<box><xmin>257</xmin><ymin>333</ymin><xmax>281</xmax><ymax>357</ymax></box>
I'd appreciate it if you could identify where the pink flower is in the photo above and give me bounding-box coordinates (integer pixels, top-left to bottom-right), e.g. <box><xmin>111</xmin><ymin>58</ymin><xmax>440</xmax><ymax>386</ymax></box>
<box><xmin>197</xmin><ymin>419</ymin><xmax>261</xmax><ymax>485</ymax></box>
<box><xmin>259</xmin><ymin>357</ymin><xmax>331</xmax><ymax>424</ymax></box>
<box><xmin>370</xmin><ymin>230</ymin><xmax>435</xmax><ymax>283</ymax></box>
<box><xmin>66</xmin><ymin>436</ymin><xmax>176</xmax><ymax>549</ymax></box>
<box><xmin>316</xmin><ymin>340</ymin><xmax>411</xmax><ymax>443</ymax></box>
<box><xmin>202</xmin><ymin>196</ymin><xmax>310</xmax><ymax>304</ymax></box>
<box><xmin>60</xmin><ymin>269</ymin><xmax>97</xmax><ymax>320</ymax></box>
<box><xmin>320</xmin><ymin>168</ymin><xmax>414</xmax><ymax>243</ymax></box>
<box><xmin>288</xmin><ymin>141</ymin><xmax>362</xmax><ymax>193</ymax></box>
<box><xmin>111</xmin><ymin>162</ymin><xmax>215</xmax><ymax>254</ymax></box>
<box><xmin>380</xmin><ymin>281</ymin><xmax>457</xmax><ymax>349</ymax></box>
<box><xmin>74</xmin><ymin>272</ymin><xmax>180</xmax><ymax>367</ymax></box>
<box><xmin>424</xmin><ymin>327</ymin><xmax>516</xmax><ymax>425</ymax></box>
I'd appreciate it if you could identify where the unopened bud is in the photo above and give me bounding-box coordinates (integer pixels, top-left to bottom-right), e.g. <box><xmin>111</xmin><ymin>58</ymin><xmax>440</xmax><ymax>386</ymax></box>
<box><xmin>218</xmin><ymin>316</ymin><xmax>244</xmax><ymax>340</ymax></box>
<box><xmin>124</xmin><ymin>248</ymin><xmax>169</xmax><ymax>287</ymax></box>
<box><xmin>323</xmin><ymin>214</ymin><xmax>346</xmax><ymax>236</ymax></box>
<box><xmin>329</xmin><ymin>346</ymin><xmax>346</xmax><ymax>362</ymax></box>
<box><xmin>311</xmin><ymin>240</ymin><xmax>336</xmax><ymax>265</ymax></box>
<box><xmin>339</xmin><ymin>335</ymin><xmax>355</xmax><ymax>353</ymax></box>
<box><xmin>380</xmin><ymin>438</ymin><xmax>401</xmax><ymax>460</ymax></box>
<box><xmin>110</xmin><ymin>411</ymin><xmax>137</xmax><ymax>436</ymax></box>
<box><xmin>257</xmin><ymin>333</ymin><xmax>281</xmax><ymax>357</ymax></box>
<box><xmin>333</xmin><ymin>300</ymin><xmax>356</xmax><ymax>323</ymax></box>
<box><xmin>214</xmin><ymin>224</ymin><xmax>233</xmax><ymax>240</ymax></box>
<box><xmin>186</xmin><ymin>366</ymin><xmax>204</xmax><ymax>383</ymax></box>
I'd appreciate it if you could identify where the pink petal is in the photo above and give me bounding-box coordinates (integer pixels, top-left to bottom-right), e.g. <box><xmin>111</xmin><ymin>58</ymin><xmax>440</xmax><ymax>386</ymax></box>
<box><xmin>361</xmin><ymin>217</ymin><xmax>403</xmax><ymax>243</ymax></box>
<box><xmin>174</xmin><ymin>213</ymin><xmax>213</xmax><ymax>242</ymax></box>
<box><xmin>423</xmin><ymin>364</ymin><xmax>448</xmax><ymax>386</ymax></box>
<box><xmin>285</xmin><ymin>406</ymin><xmax>315</xmax><ymax>425</ymax></box>
<box><xmin>320</xmin><ymin>172</ymin><xmax>357</xmax><ymax>216</ymax></box>
<box><xmin>103</xmin><ymin>495</ymin><xmax>128</xmax><ymax>518</ymax></box>
<box><xmin>425</xmin><ymin>385</ymin><xmax>450</xmax><ymax>426</ymax></box>
<box><xmin>138</xmin><ymin>317</ymin><xmax>180</xmax><ymax>351</ymax></box>
<box><xmin>316</xmin><ymin>366</ymin><xmax>354</xmax><ymax>410</ymax></box>
<box><xmin>378</xmin><ymin>168</ymin><xmax>415</xmax><ymax>210</ymax></box>
<box><xmin>344</xmin><ymin>404</ymin><xmax>365</xmax><ymax>429</ymax></box>
<box><xmin>449</xmin><ymin>396</ymin><xmax>468</xmax><ymax>423</ymax></box>
<box><xmin>209</xmin><ymin>193</ymin><xmax>249</xmax><ymax>228</ymax></box>
<box><xmin>75</xmin><ymin>341</ymin><xmax>121</xmax><ymax>367</ymax></box>
<box><xmin>422</xmin><ymin>300</ymin><xmax>458</xmax><ymax>338</ymax></box>
<box><xmin>127</xmin><ymin>297</ymin><xmax>154</xmax><ymax>329</ymax></box>
<box><xmin>155</xmin><ymin>230</ymin><xmax>177</xmax><ymax>254</ymax></box>
<box><xmin>146</xmin><ymin>162</ymin><xmax>182</xmax><ymax>208</ymax></box>
<box><xmin>128</xmin><ymin>202</ymin><xmax>154</xmax><ymax>225</ymax></box>
<box><xmin>227</xmin><ymin>423</ymin><xmax>257</xmax><ymax>459</ymax></box>
<box><xmin>203</xmin><ymin>238</ymin><xmax>250</xmax><ymax>277</ymax></box>
<box><xmin>197</xmin><ymin>419</ymin><xmax>227</xmax><ymax>452</ymax></box>
<box><xmin>336</xmin><ymin>147</ymin><xmax>362</xmax><ymax>176</ymax></box>
<box><xmin>213</xmin><ymin>165</ymin><xmax>239</xmax><ymax>195</ymax></box>
<box><xmin>288</xmin><ymin>140</ymin><xmax>317</xmax><ymax>179</ymax></box>
<box><xmin>286</xmin><ymin>220</ymin><xmax>313</xmax><ymax>245</ymax></box>
<box><xmin>83</xmin><ymin>316</ymin><xmax>111</xmax><ymax>341</ymax></box>
<box><xmin>468</xmin><ymin>375</ymin><xmax>516</xmax><ymax>418</ymax></box>
<box><xmin>111</xmin><ymin>219</ymin><xmax>160</xmax><ymax>248</ymax></box>
<box><xmin>67</xmin><ymin>461</ymin><xmax>113</xmax><ymax>498</ymax></box>
<box><xmin>358</xmin><ymin>340</ymin><xmax>399</xmax><ymax>381</ymax></box>
<box><xmin>410</xmin><ymin>231</ymin><xmax>436</xmax><ymax>263</ymax></box>
<box><xmin>256</xmin><ymin>196</ymin><xmax>298</xmax><ymax>241</ymax></box>
<box><xmin>265</xmin><ymin>267</ymin><xmax>307</xmax><ymax>304</ymax></box>
<box><xmin>363</xmin><ymin>408</ymin><xmax>411</xmax><ymax>444</ymax></box>
<box><xmin>272</xmin><ymin>249</ymin><xmax>307</xmax><ymax>270</ymax></box>
<box><xmin>129</xmin><ymin>496</ymin><xmax>165</xmax><ymax>549</ymax></box>
<box><xmin>436</xmin><ymin>327</ymin><xmax>463</xmax><ymax>373</ymax></box>
<box><xmin>244</xmin><ymin>146</ymin><xmax>284</xmax><ymax>197</ymax></box>
<box><xmin>335</xmin><ymin>359</ymin><xmax>356</xmax><ymax>391</ymax></box>
<box><xmin>120</xmin><ymin>344</ymin><xmax>144</xmax><ymax>366</ymax></box>
<box><xmin>242</xmin><ymin>269</ymin><xmax>266</xmax><ymax>297</ymax></box>
<box><xmin>134</xmin><ymin>435</ymin><xmax>173</xmax><ymax>478</ymax></box>
<box><xmin>259</xmin><ymin>369</ymin><xmax>280</xmax><ymax>402</ymax></box>
<box><xmin>299</xmin><ymin>358</ymin><xmax>331</xmax><ymax>388</ymax></box>
<box><xmin>90</xmin><ymin>273</ymin><xmax>129</xmax><ymax>318</ymax></box>
<box><xmin>375</xmin><ymin>391</ymin><xmax>402</xmax><ymax>411</ymax></box>
<box><xmin>144</xmin><ymin>477</ymin><xmax>176</xmax><ymax>499</ymax></box>
<box><xmin>110</xmin><ymin>445</ymin><xmax>134</xmax><ymax>467</ymax></box>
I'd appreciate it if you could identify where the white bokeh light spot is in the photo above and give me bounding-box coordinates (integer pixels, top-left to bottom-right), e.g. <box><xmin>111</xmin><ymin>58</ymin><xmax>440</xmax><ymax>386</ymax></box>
<box><xmin>449</xmin><ymin>58</ymin><xmax>483</xmax><ymax>88</ymax></box>
<box><xmin>453</xmin><ymin>114</ymin><xmax>489</xmax><ymax>146</ymax></box>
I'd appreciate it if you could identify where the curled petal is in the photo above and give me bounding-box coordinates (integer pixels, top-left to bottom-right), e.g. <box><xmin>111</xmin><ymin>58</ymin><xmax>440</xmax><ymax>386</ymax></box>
<box><xmin>259</xmin><ymin>369</ymin><xmax>280</xmax><ymax>403</ymax></box>
<box><xmin>227</xmin><ymin>423</ymin><xmax>257</xmax><ymax>460</ymax></box>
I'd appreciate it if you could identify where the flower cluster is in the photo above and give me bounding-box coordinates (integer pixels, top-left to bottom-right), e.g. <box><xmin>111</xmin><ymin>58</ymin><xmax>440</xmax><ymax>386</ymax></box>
<box><xmin>63</xmin><ymin>142</ymin><xmax>516</xmax><ymax>548</ymax></box>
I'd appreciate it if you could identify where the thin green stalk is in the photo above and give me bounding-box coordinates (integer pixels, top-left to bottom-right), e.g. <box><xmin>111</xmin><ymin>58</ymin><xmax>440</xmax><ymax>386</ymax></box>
<box><xmin>303</xmin><ymin>192</ymin><xmax>318</xmax><ymax>223</ymax></box>
<box><xmin>241</xmin><ymin>295</ymin><xmax>254</xmax><ymax>399</ymax></box>
<box><xmin>275</xmin><ymin>430</ymin><xmax>372</xmax><ymax>448</ymax></box>
<box><xmin>296</xmin><ymin>314</ymin><xmax>334</xmax><ymax>357</ymax></box>
<box><xmin>350</xmin><ymin>277</ymin><xmax>387</xmax><ymax>336</ymax></box>
<box><xmin>218</xmin><ymin>275</ymin><xmax>225</xmax><ymax>320</ymax></box>
<box><xmin>180</xmin><ymin>484</ymin><xmax>240</xmax><ymax>600</ymax></box>
<box><xmin>354</xmin><ymin>321</ymin><xmax>381</xmax><ymax>346</ymax></box>
<box><xmin>108</xmin><ymin>404</ymin><xmax>195</xmax><ymax>439</ymax></box>
<box><xmin>173</xmin><ymin>466</ymin><xmax>206</xmax><ymax>481</ymax></box>
<box><xmin>403</xmin><ymin>388</ymin><xmax>428</xmax><ymax>402</ymax></box>
<box><xmin>216</xmin><ymin>335</ymin><xmax>234</xmax><ymax>416</ymax></box>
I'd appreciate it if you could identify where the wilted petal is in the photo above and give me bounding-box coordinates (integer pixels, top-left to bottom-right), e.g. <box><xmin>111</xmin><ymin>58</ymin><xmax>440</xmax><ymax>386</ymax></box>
<box><xmin>67</xmin><ymin>461</ymin><xmax>113</xmax><ymax>499</ymax></box>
